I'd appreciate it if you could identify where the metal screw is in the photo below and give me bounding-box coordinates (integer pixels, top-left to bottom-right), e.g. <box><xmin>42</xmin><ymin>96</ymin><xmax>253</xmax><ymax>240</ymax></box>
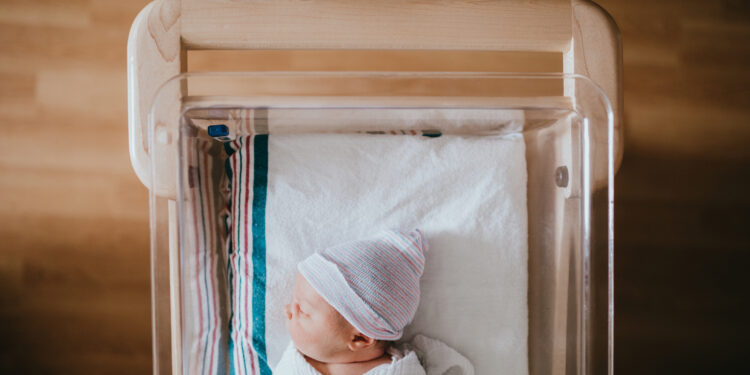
<box><xmin>555</xmin><ymin>166</ymin><xmax>569</xmax><ymax>188</ymax></box>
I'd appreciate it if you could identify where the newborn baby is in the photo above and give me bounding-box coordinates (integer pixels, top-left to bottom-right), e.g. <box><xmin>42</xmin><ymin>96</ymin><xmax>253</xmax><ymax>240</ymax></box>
<box><xmin>275</xmin><ymin>229</ymin><xmax>428</xmax><ymax>375</ymax></box>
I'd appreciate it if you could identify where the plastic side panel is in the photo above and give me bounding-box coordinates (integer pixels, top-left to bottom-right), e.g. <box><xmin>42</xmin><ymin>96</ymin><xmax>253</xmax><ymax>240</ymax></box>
<box><xmin>567</xmin><ymin>0</ymin><xmax>623</xmax><ymax>184</ymax></box>
<box><xmin>526</xmin><ymin>114</ymin><xmax>585</xmax><ymax>375</ymax></box>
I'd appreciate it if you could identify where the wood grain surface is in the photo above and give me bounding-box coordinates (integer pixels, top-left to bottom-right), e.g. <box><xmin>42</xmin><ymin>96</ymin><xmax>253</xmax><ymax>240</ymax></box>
<box><xmin>0</xmin><ymin>0</ymin><xmax>154</xmax><ymax>373</ymax></box>
<box><xmin>597</xmin><ymin>0</ymin><xmax>750</xmax><ymax>373</ymax></box>
<box><xmin>1</xmin><ymin>0</ymin><xmax>748</xmax><ymax>373</ymax></box>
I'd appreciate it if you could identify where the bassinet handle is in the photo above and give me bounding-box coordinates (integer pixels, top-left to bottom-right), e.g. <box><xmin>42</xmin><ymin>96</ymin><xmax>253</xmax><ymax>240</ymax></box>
<box><xmin>128</xmin><ymin>0</ymin><xmax>621</xmax><ymax>196</ymax></box>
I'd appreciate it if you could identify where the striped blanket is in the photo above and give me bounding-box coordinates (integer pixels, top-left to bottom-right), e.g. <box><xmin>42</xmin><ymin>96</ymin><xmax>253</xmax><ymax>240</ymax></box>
<box><xmin>180</xmin><ymin>108</ymin><xmax>529</xmax><ymax>375</ymax></box>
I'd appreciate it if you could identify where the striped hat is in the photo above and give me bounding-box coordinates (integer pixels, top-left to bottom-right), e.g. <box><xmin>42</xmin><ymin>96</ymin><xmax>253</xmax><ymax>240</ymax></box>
<box><xmin>298</xmin><ymin>229</ymin><xmax>428</xmax><ymax>340</ymax></box>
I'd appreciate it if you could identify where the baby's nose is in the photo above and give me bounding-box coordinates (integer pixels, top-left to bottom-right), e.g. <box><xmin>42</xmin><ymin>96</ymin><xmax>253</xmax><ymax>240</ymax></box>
<box><xmin>284</xmin><ymin>304</ymin><xmax>292</xmax><ymax>320</ymax></box>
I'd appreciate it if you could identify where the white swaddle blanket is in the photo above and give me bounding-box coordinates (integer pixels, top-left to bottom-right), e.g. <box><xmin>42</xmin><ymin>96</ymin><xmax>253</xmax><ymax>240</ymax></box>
<box><xmin>274</xmin><ymin>335</ymin><xmax>473</xmax><ymax>375</ymax></box>
<box><xmin>226</xmin><ymin>128</ymin><xmax>528</xmax><ymax>375</ymax></box>
<box><xmin>274</xmin><ymin>343</ymin><xmax>425</xmax><ymax>375</ymax></box>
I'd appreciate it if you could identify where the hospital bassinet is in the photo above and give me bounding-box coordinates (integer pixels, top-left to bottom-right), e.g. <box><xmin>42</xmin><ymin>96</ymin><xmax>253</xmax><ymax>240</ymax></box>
<box><xmin>127</xmin><ymin>1</ymin><xmax>622</xmax><ymax>374</ymax></box>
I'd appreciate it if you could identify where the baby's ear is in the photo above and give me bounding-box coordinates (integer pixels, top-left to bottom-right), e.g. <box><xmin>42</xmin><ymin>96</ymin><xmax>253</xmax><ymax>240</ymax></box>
<box><xmin>347</xmin><ymin>332</ymin><xmax>377</xmax><ymax>352</ymax></box>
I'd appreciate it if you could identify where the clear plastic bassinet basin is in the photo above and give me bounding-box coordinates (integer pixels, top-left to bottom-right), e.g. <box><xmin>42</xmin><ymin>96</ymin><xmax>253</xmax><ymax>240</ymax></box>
<box><xmin>143</xmin><ymin>73</ymin><xmax>615</xmax><ymax>375</ymax></box>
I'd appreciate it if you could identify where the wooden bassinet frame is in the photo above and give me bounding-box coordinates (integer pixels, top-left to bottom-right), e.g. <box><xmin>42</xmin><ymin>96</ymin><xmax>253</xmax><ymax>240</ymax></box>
<box><xmin>127</xmin><ymin>1</ymin><xmax>621</xmax><ymax>374</ymax></box>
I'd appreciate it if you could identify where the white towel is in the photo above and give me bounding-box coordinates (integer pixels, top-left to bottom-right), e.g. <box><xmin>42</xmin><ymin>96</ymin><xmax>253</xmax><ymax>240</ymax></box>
<box><xmin>406</xmin><ymin>335</ymin><xmax>475</xmax><ymax>375</ymax></box>
<box><xmin>253</xmin><ymin>133</ymin><xmax>529</xmax><ymax>374</ymax></box>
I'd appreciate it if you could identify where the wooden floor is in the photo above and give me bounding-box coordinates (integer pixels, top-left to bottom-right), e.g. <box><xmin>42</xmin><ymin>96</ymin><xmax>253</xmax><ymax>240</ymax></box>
<box><xmin>0</xmin><ymin>0</ymin><xmax>748</xmax><ymax>373</ymax></box>
<box><xmin>597</xmin><ymin>0</ymin><xmax>750</xmax><ymax>373</ymax></box>
<box><xmin>0</xmin><ymin>0</ymin><xmax>154</xmax><ymax>373</ymax></box>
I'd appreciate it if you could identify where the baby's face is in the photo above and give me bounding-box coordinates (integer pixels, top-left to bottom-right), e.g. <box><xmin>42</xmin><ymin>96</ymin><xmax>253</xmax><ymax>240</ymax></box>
<box><xmin>285</xmin><ymin>273</ymin><xmax>354</xmax><ymax>362</ymax></box>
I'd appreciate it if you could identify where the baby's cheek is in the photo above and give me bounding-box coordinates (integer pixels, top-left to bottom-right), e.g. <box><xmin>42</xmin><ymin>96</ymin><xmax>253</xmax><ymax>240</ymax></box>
<box><xmin>288</xmin><ymin>318</ymin><xmax>314</xmax><ymax>351</ymax></box>
<box><xmin>287</xmin><ymin>318</ymin><xmax>302</xmax><ymax>342</ymax></box>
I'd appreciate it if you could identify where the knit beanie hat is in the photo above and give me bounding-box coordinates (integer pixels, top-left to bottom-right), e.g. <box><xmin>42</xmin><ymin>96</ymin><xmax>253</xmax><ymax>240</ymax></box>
<box><xmin>297</xmin><ymin>229</ymin><xmax>428</xmax><ymax>340</ymax></box>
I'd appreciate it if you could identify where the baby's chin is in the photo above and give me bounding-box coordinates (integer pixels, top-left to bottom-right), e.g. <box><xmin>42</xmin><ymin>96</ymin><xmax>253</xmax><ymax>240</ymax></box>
<box><xmin>292</xmin><ymin>340</ymin><xmax>327</xmax><ymax>362</ymax></box>
<box><xmin>288</xmin><ymin>330</ymin><xmax>324</xmax><ymax>361</ymax></box>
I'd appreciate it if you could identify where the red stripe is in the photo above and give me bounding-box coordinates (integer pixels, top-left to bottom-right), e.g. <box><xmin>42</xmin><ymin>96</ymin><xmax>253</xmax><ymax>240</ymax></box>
<box><xmin>230</xmin><ymin>149</ymin><xmax>242</xmax><ymax>375</ymax></box>
<box><xmin>250</xmin><ymin>349</ymin><xmax>257</xmax><ymax>375</ymax></box>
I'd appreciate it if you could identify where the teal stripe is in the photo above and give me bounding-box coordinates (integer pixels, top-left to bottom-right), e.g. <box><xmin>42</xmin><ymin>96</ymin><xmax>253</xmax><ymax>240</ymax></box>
<box><xmin>251</xmin><ymin>135</ymin><xmax>271</xmax><ymax>375</ymax></box>
<box><xmin>228</xmin><ymin>338</ymin><xmax>236</xmax><ymax>375</ymax></box>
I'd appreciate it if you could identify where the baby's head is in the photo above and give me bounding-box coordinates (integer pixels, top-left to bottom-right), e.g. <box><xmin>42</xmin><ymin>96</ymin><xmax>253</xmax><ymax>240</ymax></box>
<box><xmin>284</xmin><ymin>229</ymin><xmax>428</xmax><ymax>363</ymax></box>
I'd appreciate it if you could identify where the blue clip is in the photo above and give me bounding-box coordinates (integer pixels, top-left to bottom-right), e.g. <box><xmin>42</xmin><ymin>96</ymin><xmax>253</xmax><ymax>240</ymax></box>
<box><xmin>208</xmin><ymin>124</ymin><xmax>232</xmax><ymax>142</ymax></box>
